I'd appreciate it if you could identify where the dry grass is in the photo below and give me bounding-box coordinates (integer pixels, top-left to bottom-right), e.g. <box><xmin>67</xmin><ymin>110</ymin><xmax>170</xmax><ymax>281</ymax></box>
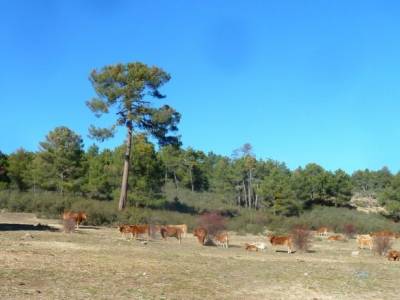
<box><xmin>1</xmin><ymin>212</ymin><xmax>400</xmax><ymax>299</ymax></box>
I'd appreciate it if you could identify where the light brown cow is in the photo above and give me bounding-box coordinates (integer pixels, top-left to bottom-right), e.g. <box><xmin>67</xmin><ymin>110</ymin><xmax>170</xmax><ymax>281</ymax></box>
<box><xmin>316</xmin><ymin>227</ymin><xmax>329</xmax><ymax>237</ymax></box>
<box><xmin>370</xmin><ymin>230</ymin><xmax>395</xmax><ymax>238</ymax></box>
<box><xmin>356</xmin><ymin>234</ymin><xmax>373</xmax><ymax>250</ymax></box>
<box><xmin>193</xmin><ymin>227</ymin><xmax>208</xmax><ymax>245</ymax></box>
<box><xmin>160</xmin><ymin>226</ymin><xmax>183</xmax><ymax>244</ymax></box>
<box><xmin>62</xmin><ymin>211</ymin><xmax>87</xmax><ymax>228</ymax></box>
<box><xmin>387</xmin><ymin>250</ymin><xmax>400</xmax><ymax>261</ymax></box>
<box><xmin>268</xmin><ymin>234</ymin><xmax>293</xmax><ymax>254</ymax></box>
<box><xmin>167</xmin><ymin>224</ymin><xmax>188</xmax><ymax>238</ymax></box>
<box><xmin>213</xmin><ymin>231</ymin><xmax>229</xmax><ymax>248</ymax></box>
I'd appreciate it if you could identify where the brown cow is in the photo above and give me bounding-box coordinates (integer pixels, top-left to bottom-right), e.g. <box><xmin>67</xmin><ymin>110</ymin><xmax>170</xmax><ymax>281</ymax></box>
<box><xmin>119</xmin><ymin>224</ymin><xmax>150</xmax><ymax>241</ymax></box>
<box><xmin>193</xmin><ymin>227</ymin><xmax>208</xmax><ymax>245</ymax></box>
<box><xmin>160</xmin><ymin>226</ymin><xmax>183</xmax><ymax>244</ymax></box>
<box><xmin>167</xmin><ymin>224</ymin><xmax>188</xmax><ymax>238</ymax></box>
<box><xmin>387</xmin><ymin>250</ymin><xmax>400</xmax><ymax>261</ymax></box>
<box><xmin>268</xmin><ymin>234</ymin><xmax>293</xmax><ymax>253</ymax></box>
<box><xmin>316</xmin><ymin>227</ymin><xmax>329</xmax><ymax>237</ymax></box>
<box><xmin>118</xmin><ymin>224</ymin><xmax>132</xmax><ymax>238</ymax></box>
<box><xmin>328</xmin><ymin>235</ymin><xmax>345</xmax><ymax>241</ymax></box>
<box><xmin>63</xmin><ymin>211</ymin><xmax>87</xmax><ymax>228</ymax></box>
<box><xmin>245</xmin><ymin>243</ymin><xmax>258</xmax><ymax>251</ymax></box>
<box><xmin>213</xmin><ymin>231</ymin><xmax>229</xmax><ymax>248</ymax></box>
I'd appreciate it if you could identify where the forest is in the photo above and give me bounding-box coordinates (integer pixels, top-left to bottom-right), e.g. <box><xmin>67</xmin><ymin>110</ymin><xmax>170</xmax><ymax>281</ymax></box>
<box><xmin>1</xmin><ymin>62</ymin><xmax>400</xmax><ymax>231</ymax></box>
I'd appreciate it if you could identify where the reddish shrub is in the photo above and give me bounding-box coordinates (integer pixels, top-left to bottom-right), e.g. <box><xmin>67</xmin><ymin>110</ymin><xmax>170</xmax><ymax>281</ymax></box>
<box><xmin>197</xmin><ymin>212</ymin><xmax>226</xmax><ymax>236</ymax></box>
<box><xmin>291</xmin><ymin>225</ymin><xmax>312</xmax><ymax>252</ymax></box>
<box><xmin>373</xmin><ymin>236</ymin><xmax>393</xmax><ymax>256</ymax></box>
<box><xmin>343</xmin><ymin>223</ymin><xmax>356</xmax><ymax>238</ymax></box>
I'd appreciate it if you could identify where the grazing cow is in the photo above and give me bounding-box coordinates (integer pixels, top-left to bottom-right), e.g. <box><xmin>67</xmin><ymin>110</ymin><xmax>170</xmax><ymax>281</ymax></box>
<box><xmin>356</xmin><ymin>234</ymin><xmax>373</xmax><ymax>250</ymax></box>
<box><xmin>328</xmin><ymin>235</ymin><xmax>345</xmax><ymax>241</ymax></box>
<box><xmin>387</xmin><ymin>250</ymin><xmax>400</xmax><ymax>261</ymax></box>
<box><xmin>167</xmin><ymin>224</ymin><xmax>188</xmax><ymax>238</ymax></box>
<box><xmin>316</xmin><ymin>227</ymin><xmax>329</xmax><ymax>237</ymax></box>
<box><xmin>62</xmin><ymin>211</ymin><xmax>87</xmax><ymax>228</ymax></box>
<box><xmin>255</xmin><ymin>242</ymin><xmax>267</xmax><ymax>251</ymax></box>
<box><xmin>193</xmin><ymin>227</ymin><xmax>208</xmax><ymax>245</ymax></box>
<box><xmin>119</xmin><ymin>224</ymin><xmax>150</xmax><ymax>241</ymax></box>
<box><xmin>213</xmin><ymin>232</ymin><xmax>229</xmax><ymax>248</ymax></box>
<box><xmin>268</xmin><ymin>234</ymin><xmax>293</xmax><ymax>254</ymax></box>
<box><xmin>160</xmin><ymin>226</ymin><xmax>183</xmax><ymax>244</ymax></box>
<box><xmin>245</xmin><ymin>243</ymin><xmax>258</xmax><ymax>252</ymax></box>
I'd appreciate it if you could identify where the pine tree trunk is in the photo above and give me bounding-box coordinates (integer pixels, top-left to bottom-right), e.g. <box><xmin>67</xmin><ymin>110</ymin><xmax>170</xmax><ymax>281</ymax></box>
<box><xmin>242</xmin><ymin>180</ymin><xmax>247</xmax><ymax>208</ymax></box>
<box><xmin>190</xmin><ymin>167</ymin><xmax>194</xmax><ymax>192</ymax></box>
<box><xmin>118</xmin><ymin>122</ymin><xmax>133</xmax><ymax>211</ymax></box>
<box><xmin>173</xmin><ymin>171</ymin><xmax>179</xmax><ymax>193</ymax></box>
<box><xmin>248</xmin><ymin>169</ymin><xmax>252</xmax><ymax>209</ymax></box>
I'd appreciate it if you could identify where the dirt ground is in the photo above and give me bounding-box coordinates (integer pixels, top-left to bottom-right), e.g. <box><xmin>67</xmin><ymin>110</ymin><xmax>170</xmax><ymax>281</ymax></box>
<box><xmin>1</xmin><ymin>212</ymin><xmax>400</xmax><ymax>300</ymax></box>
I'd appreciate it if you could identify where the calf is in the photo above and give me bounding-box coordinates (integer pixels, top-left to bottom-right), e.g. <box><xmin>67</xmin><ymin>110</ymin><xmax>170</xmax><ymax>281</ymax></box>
<box><xmin>387</xmin><ymin>250</ymin><xmax>400</xmax><ymax>261</ymax></box>
<box><xmin>268</xmin><ymin>234</ymin><xmax>293</xmax><ymax>254</ymax></box>
<box><xmin>245</xmin><ymin>243</ymin><xmax>258</xmax><ymax>252</ymax></box>
<box><xmin>213</xmin><ymin>232</ymin><xmax>229</xmax><ymax>248</ymax></box>
<box><xmin>193</xmin><ymin>227</ymin><xmax>208</xmax><ymax>245</ymax></box>
<box><xmin>316</xmin><ymin>227</ymin><xmax>329</xmax><ymax>237</ymax></box>
<box><xmin>356</xmin><ymin>234</ymin><xmax>373</xmax><ymax>250</ymax></box>
<box><xmin>160</xmin><ymin>226</ymin><xmax>183</xmax><ymax>244</ymax></box>
<box><xmin>255</xmin><ymin>242</ymin><xmax>267</xmax><ymax>251</ymax></box>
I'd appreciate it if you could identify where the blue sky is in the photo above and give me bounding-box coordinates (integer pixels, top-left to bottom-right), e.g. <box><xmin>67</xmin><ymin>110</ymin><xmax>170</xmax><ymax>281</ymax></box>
<box><xmin>1</xmin><ymin>1</ymin><xmax>400</xmax><ymax>173</ymax></box>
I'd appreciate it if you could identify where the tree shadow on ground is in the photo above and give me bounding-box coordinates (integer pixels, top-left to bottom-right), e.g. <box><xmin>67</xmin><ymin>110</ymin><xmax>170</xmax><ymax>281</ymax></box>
<box><xmin>275</xmin><ymin>249</ymin><xmax>297</xmax><ymax>254</ymax></box>
<box><xmin>0</xmin><ymin>223</ymin><xmax>59</xmax><ymax>232</ymax></box>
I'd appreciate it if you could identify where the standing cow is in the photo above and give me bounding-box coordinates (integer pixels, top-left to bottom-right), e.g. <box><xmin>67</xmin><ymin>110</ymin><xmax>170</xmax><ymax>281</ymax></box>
<box><xmin>193</xmin><ymin>227</ymin><xmax>208</xmax><ymax>245</ymax></box>
<box><xmin>160</xmin><ymin>226</ymin><xmax>183</xmax><ymax>244</ymax></box>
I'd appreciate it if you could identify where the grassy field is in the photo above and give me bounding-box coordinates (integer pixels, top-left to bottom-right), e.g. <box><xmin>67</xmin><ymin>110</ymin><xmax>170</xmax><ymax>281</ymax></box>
<box><xmin>1</xmin><ymin>212</ymin><xmax>400</xmax><ymax>299</ymax></box>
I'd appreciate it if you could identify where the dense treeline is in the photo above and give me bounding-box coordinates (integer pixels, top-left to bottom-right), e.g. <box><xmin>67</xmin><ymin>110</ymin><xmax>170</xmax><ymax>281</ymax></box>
<box><xmin>1</xmin><ymin>126</ymin><xmax>400</xmax><ymax>221</ymax></box>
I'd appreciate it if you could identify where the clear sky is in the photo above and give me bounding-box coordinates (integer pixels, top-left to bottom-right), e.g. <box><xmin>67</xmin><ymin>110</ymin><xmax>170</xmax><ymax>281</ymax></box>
<box><xmin>1</xmin><ymin>1</ymin><xmax>400</xmax><ymax>173</ymax></box>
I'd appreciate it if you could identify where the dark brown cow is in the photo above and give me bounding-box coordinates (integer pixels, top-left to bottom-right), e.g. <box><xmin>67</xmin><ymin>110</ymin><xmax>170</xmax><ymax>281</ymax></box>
<box><xmin>63</xmin><ymin>211</ymin><xmax>87</xmax><ymax>228</ymax></box>
<box><xmin>268</xmin><ymin>234</ymin><xmax>293</xmax><ymax>253</ymax></box>
<box><xmin>160</xmin><ymin>226</ymin><xmax>183</xmax><ymax>244</ymax></box>
<box><xmin>387</xmin><ymin>250</ymin><xmax>400</xmax><ymax>261</ymax></box>
<box><xmin>193</xmin><ymin>227</ymin><xmax>208</xmax><ymax>245</ymax></box>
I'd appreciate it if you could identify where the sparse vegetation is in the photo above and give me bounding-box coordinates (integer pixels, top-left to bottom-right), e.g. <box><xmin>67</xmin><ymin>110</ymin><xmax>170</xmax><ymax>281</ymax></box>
<box><xmin>290</xmin><ymin>225</ymin><xmax>313</xmax><ymax>252</ymax></box>
<box><xmin>373</xmin><ymin>235</ymin><xmax>393</xmax><ymax>256</ymax></box>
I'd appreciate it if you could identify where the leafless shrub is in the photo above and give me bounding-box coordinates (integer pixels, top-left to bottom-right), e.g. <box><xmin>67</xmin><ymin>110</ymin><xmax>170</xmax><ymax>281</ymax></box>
<box><xmin>343</xmin><ymin>223</ymin><xmax>357</xmax><ymax>239</ymax></box>
<box><xmin>373</xmin><ymin>236</ymin><xmax>393</xmax><ymax>256</ymax></box>
<box><xmin>291</xmin><ymin>225</ymin><xmax>312</xmax><ymax>252</ymax></box>
<box><xmin>198</xmin><ymin>212</ymin><xmax>226</xmax><ymax>236</ymax></box>
<box><xmin>63</xmin><ymin>218</ymin><xmax>76</xmax><ymax>233</ymax></box>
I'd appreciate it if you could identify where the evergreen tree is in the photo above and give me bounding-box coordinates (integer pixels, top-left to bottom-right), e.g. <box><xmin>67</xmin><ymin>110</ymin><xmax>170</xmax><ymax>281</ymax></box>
<box><xmin>87</xmin><ymin>62</ymin><xmax>180</xmax><ymax>210</ymax></box>
<box><xmin>35</xmin><ymin>127</ymin><xmax>85</xmax><ymax>194</ymax></box>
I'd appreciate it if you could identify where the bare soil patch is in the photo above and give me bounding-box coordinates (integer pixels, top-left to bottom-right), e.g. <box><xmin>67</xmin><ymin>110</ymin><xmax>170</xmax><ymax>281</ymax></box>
<box><xmin>1</xmin><ymin>212</ymin><xmax>400</xmax><ymax>299</ymax></box>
